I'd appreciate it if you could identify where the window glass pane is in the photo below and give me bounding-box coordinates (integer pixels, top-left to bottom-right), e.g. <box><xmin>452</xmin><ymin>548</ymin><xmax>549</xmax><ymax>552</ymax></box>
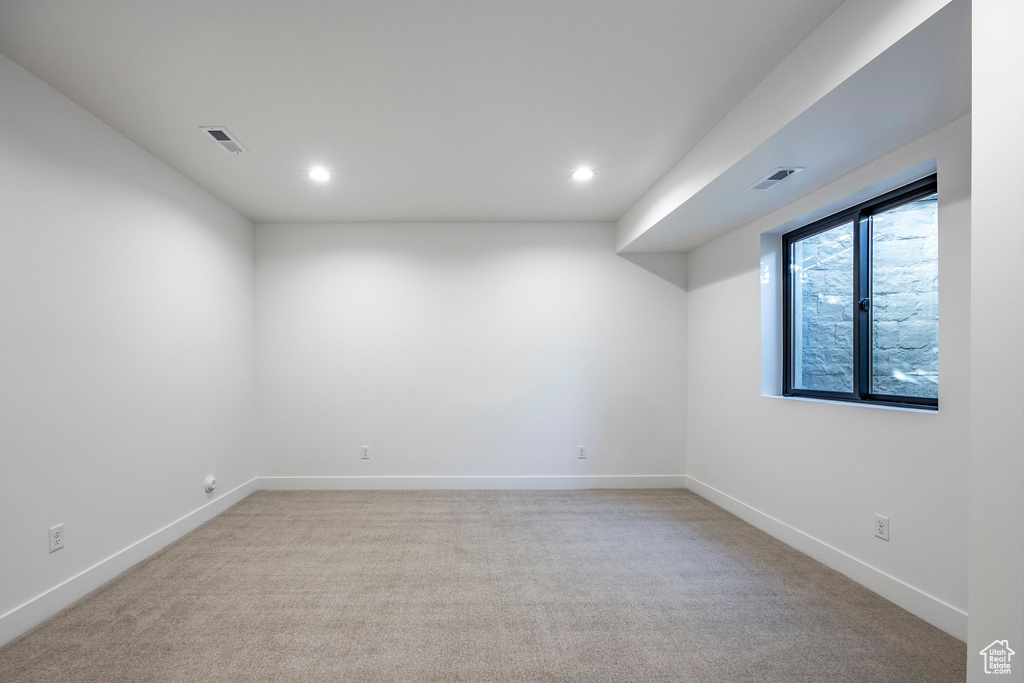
<box><xmin>870</xmin><ymin>193</ymin><xmax>938</xmax><ymax>398</ymax></box>
<box><xmin>791</xmin><ymin>221</ymin><xmax>855</xmax><ymax>393</ymax></box>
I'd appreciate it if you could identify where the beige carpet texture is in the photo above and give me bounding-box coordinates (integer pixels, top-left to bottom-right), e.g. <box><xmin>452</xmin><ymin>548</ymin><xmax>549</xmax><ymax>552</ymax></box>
<box><xmin>0</xmin><ymin>490</ymin><xmax>966</xmax><ymax>682</ymax></box>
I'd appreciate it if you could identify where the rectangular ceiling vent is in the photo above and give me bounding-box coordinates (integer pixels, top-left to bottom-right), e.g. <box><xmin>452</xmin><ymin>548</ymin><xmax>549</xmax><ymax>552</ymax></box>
<box><xmin>749</xmin><ymin>167</ymin><xmax>803</xmax><ymax>191</ymax></box>
<box><xmin>200</xmin><ymin>126</ymin><xmax>248</xmax><ymax>154</ymax></box>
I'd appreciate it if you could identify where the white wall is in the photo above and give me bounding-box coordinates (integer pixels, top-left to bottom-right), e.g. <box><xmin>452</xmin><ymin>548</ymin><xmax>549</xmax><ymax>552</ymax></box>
<box><xmin>0</xmin><ymin>55</ymin><xmax>256</xmax><ymax>644</ymax></box>
<box><xmin>968</xmin><ymin>1</ymin><xmax>1024</xmax><ymax>679</ymax></box>
<box><xmin>255</xmin><ymin>222</ymin><xmax>686</xmax><ymax>488</ymax></box>
<box><xmin>685</xmin><ymin>117</ymin><xmax>970</xmax><ymax>639</ymax></box>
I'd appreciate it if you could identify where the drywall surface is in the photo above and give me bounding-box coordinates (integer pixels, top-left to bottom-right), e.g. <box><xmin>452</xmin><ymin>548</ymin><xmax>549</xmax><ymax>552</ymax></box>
<box><xmin>616</xmin><ymin>0</ymin><xmax>953</xmax><ymax>250</ymax></box>
<box><xmin>255</xmin><ymin>223</ymin><xmax>686</xmax><ymax>485</ymax></box>
<box><xmin>968</xmin><ymin>1</ymin><xmax>1024</xmax><ymax>679</ymax></box>
<box><xmin>686</xmin><ymin>118</ymin><xmax>970</xmax><ymax>638</ymax></box>
<box><xmin>0</xmin><ymin>55</ymin><xmax>256</xmax><ymax>642</ymax></box>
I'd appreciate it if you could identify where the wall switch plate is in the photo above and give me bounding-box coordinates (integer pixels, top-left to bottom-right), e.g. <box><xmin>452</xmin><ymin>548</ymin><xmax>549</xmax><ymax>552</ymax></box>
<box><xmin>577</xmin><ymin>445</ymin><xmax>587</xmax><ymax>459</ymax></box>
<box><xmin>49</xmin><ymin>523</ymin><xmax>64</xmax><ymax>553</ymax></box>
<box><xmin>874</xmin><ymin>514</ymin><xmax>890</xmax><ymax>541</ymax></box>
<box><xmin>361</xmin><ymin>446</ymin><xmax>370</xmax><ymax>460</ymax></box>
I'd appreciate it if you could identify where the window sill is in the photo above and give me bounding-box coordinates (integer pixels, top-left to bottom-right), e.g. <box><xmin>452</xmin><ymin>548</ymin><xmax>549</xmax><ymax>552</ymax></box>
<box><xmin>763</xmin><ymin>394</ymin><xmax>938</xmax><ymax>413</ymax></box>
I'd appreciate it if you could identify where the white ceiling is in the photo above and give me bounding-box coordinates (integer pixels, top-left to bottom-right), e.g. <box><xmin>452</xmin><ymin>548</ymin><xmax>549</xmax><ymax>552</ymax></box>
<box><xmin>622</xmin><ymin>0</ymin><xmax>970</xmax><ymax>252</ymax></box>
<box><xmin>0</xmin><ymin>0</ymin><xmax>844</xmax><ymax>224</ymax></box>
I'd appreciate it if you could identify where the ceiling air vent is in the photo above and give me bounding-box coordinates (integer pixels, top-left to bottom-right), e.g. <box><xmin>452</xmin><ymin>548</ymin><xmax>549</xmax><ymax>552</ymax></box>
<box><xmin>200</xmin><ymin>126</ymin><xmax>248</xmax><ymax>154</ymax></box>
<box><xmin>749</xmin><ymin>167</ymin><xmax>803</xmax><ymax>191</ymax></box>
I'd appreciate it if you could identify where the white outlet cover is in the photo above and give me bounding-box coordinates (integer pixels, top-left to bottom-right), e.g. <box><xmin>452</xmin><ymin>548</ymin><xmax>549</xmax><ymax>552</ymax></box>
<box><xmin>361</xmin><ymin>446</ymin><xmax>370</xmax><ymax>460</ymax></box>
<box><xmin>49</xmin><ymin>523</ymin><xmax>64</xmax><ymax>553</ymax></box>
<box><xmin>874</xmin><ymin>514</ymin><xmax>890</xmax><ymax>541</ymax></box>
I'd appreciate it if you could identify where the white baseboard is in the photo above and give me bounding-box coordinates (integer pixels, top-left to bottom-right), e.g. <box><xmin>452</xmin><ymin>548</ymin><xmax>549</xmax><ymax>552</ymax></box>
<box><xmin>0</xmin><ymin>477</ymin><xmax>258</xmax><ymax>648</ymax></box>
<box><xmin>259</xmin><ymin>474</ymin><xmax>688</xmax><ymax>490</ymax></box>
<box><xmin>684</xmin><ymin>475</ymin><xmax>967</xmax><ymax>641</ymax></box>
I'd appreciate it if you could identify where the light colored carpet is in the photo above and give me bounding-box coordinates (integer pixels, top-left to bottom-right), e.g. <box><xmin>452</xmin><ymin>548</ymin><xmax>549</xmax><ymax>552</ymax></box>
<box><xmin>0</xmin><ymin>490</ymin><xmax>966</xmax><ymax>682</ymax></box>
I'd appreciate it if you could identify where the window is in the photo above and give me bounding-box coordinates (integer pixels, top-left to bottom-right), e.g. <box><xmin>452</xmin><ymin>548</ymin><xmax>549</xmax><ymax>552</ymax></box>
<box><xmin>783</xmin><ymin>175</ymin><xmax>938</xmax><ymax>408</ymax></box>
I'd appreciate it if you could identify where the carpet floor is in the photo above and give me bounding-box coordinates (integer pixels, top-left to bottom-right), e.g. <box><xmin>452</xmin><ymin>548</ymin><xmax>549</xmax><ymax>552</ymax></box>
<box><xmin>0</xmin><ymin>490</ymin><xmax>966</xmax><ymax>682</ymax></box>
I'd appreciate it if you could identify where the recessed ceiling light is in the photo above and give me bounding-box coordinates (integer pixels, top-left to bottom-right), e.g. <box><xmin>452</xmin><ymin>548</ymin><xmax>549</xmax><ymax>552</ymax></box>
<box><xmin>571</xmin><ymin>167</ymin><xmax>595</xmax><ymax>182</ymax></box>
<box><xmin>309</xmin><ymin>167</ymin><xmax>331</xmax><ymax>181</ymax></box>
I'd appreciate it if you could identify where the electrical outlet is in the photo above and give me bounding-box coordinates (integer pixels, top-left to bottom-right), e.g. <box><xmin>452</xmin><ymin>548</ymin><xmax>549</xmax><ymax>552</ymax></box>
<box><xmin>874</xmin><ymin>514</ymin><xmax>890</xmax><ymax>542</ymax></box>
<box><xmin>361</xmin><ymin>446</ymin><xmax>370</xmax><ymax>460</ymax></box>
<box><xmin>577</xmin><ymin>445</ymin><xmax>587</xmax><ymax>459</ymax></box>
<box><xmin>49</xmin><ymin>524</ymin><xmax>64</xmax><ymax>553</ymax></box>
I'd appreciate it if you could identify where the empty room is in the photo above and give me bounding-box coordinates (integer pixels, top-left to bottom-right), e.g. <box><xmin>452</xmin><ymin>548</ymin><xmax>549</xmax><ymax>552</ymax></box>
<box><xmin>0</xmin><ymin>0</ymin><xmax>1020</xmax><ymax>681</ymax></box>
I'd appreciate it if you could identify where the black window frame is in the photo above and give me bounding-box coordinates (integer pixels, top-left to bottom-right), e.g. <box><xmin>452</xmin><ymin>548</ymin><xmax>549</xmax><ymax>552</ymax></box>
<box><xmin>782</xmin><ymin>174</ymin><xmax>938</xmax><ymax>410</ymax></box>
